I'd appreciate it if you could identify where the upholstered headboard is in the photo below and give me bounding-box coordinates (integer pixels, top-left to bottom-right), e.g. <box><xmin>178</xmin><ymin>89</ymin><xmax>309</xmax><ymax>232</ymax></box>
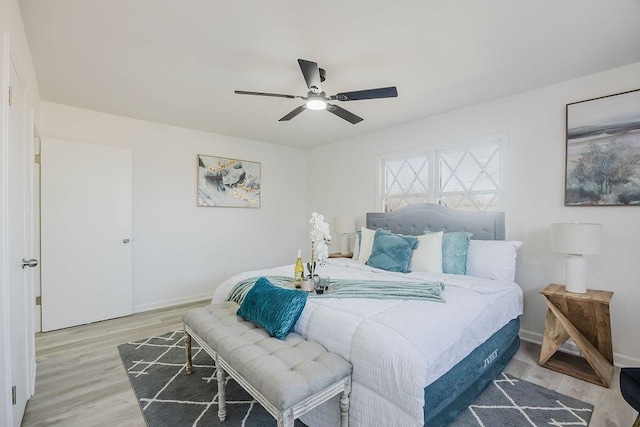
<box><xmin>366</xmin><ymin>203</ymin><xmax>505</xmax><ymax>240</ymax></box>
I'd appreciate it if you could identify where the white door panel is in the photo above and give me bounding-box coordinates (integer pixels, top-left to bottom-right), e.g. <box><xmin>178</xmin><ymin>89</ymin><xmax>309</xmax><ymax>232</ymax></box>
<box><xmin>41</xmin><ymin>139</ymin><xmax>132</xmax><ymax>331</ymax></box>
<box><xmin>7</xmin><ymin>57</ymin><xmax>30</xmax><ymax>427</ymax></box>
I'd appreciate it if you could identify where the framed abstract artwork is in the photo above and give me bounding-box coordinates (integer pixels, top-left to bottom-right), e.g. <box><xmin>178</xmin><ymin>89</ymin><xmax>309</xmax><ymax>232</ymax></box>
<box><xmin>197</xmin><ymin>155</ymin><xmax>261</xmax><ymax>208</ymax></box>
<box><xmin>565</xmin><ymin>88</ymin><xmax>640</xmax><ymax>206</ymax></box>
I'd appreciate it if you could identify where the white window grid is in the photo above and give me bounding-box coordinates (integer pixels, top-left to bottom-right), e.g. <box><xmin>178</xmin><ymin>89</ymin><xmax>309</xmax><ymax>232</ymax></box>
<box><xmin>379</xmin><ymin>134</ymin><xmax>505</xmax><ymax>212</ymax></box>
<box><xmin>437</xmin><ymin>142</ymin><xmax>502</xmax><ymax>212</ymax></box>
<box><xmin>380</xmin><ymin>152</ymin><xmax>431</xmax><ymax>212</ymax></box>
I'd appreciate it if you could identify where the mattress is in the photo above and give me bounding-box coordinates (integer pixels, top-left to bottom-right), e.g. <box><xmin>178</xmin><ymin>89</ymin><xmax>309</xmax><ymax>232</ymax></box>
<box><xmin>211</xmin><ymin>258</ymin><xmax>523</xmax><ymax>427</ymax></box>
<box><xmin>424</xmin><ymin>317</ymin><xmax>520</xmax><ymax>426</ymax></box>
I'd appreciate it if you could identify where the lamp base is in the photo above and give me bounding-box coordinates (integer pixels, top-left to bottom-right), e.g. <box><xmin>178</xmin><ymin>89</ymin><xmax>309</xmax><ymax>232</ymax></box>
<box><xmin>340</xmin><ymin>234</ymin><xmax>350</xmax><ymax>255</ymax></box>
<box><xmin>565</xmin><ymin>255</ymin><xmax>587</xmax><ymax>293</ymax></box>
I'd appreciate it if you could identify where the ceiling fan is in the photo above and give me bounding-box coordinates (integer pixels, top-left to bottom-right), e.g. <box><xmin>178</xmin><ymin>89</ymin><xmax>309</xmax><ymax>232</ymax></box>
<box><xmin>234</xmin><ymin>59</ymin><xmax>398</xmax><ymax>124</ymax></box>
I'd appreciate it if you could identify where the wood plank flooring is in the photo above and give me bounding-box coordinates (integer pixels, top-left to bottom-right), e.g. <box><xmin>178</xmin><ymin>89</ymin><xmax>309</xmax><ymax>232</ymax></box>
<box><xmin>22</xmin><ymin>302</ymin><xmax>636</xmax><ymax>426</ymax></box>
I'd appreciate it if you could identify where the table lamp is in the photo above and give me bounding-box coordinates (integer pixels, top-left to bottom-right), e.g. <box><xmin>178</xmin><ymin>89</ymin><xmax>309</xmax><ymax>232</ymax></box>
<box><xmin>334</xmin><ymin>217</ymin><xmax>356</xmax><ymax>255</ymax></box>
<box><xmin>551</xmin><ymin>222</ymin><xmax>602</xmax><ymax>293</ymax></box>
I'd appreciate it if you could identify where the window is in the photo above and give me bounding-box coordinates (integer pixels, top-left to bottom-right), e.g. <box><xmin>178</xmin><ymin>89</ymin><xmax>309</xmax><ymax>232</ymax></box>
<box><xmin>380</xmin><ymin>135</ymin><xmax>504</xmax><ymax>212</ymax></box>
<box><xmin>381</xmin><ymin>154</ymin><xmax>430</xmax><ymax>212</ymax></box>
<box><xmin>437</xmin><ymin>143</ymin><xmax>501</xmax><ymax>211</ymax></box>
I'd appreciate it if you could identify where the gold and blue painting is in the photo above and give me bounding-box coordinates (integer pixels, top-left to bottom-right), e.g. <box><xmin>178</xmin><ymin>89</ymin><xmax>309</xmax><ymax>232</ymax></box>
<box><xmin>197</xmin><ymin>155</ymin><xmax>261</xmax><ymax>208</ymax></box>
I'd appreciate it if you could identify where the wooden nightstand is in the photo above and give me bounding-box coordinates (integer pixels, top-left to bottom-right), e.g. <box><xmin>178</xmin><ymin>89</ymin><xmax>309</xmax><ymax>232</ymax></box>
<box><xmin>328</xmin><ymin>252</ymin><xmax>353</xmax><ymax>258</ymax></box>
<box><xmin>539</xmin><ymin>283</ymin><xmax>614</xmax><ymax>387</ymax></box>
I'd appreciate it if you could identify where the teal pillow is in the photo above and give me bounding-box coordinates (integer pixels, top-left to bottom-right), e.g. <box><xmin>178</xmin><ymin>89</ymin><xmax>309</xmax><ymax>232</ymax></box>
<box><xmin>366</xmin><ymin>229</ymin><xmax>419</xmax><ymax>273</ymax></box>
<box><xmin>236</xmin><ymin>277</ymin><xmax>308</xmax><ymax>340</ymax></box>
<box><xmin>440</xmin><ymin>231</ymin><xmax>473</xmax><ymax>275</ymax></box>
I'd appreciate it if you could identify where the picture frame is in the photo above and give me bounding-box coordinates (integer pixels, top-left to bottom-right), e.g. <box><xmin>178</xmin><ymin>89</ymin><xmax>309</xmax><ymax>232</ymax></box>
<box><xmin>197</xmin><ymin>155</ymin><xmax>261</xmax><ymax>208</ymax></box>
<box><xmin>565</xmin><ymin>88</ymin><xmax>640</xmax><ymax>206</ymax></box>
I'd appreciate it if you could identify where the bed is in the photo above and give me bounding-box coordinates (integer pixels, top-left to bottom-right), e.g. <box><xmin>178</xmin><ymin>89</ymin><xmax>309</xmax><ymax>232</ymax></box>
<box><xmin>211</xmin><ymin>203</ymin><xmax>523</xmax><ymax>426</ymax></box>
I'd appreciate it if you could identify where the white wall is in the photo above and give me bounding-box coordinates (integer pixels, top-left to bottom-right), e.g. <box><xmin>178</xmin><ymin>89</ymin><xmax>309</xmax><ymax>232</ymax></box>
<box><xmin>39</xmin><ymin>102</ymin><xmax>308</xmax><ymax>312</ymax></box>
<box><xmin>307</xmin><ymin>62</ymin><xmax>640</xmax><ymax>365</ymax></box>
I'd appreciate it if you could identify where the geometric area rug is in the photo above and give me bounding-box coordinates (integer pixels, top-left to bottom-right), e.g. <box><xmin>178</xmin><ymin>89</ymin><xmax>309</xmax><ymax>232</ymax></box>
<box><xmin>117</xmin><ymin>330</ymin><xmax>306</xmax><ymax>426</ymax></box>
<box><xmin>118</xmin><ymin>331</ymin><xmax>594</xmax><ymax>427</ymax></box>
<box><xmin>450</xmin><ymin>373</ymin><xmax>594</xmax><ymax>427</ymax></box>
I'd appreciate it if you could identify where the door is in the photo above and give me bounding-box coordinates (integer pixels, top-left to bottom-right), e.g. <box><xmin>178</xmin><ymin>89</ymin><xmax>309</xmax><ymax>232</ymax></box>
<box><xmin>7</xmin><ymin>57</ymin><xmax>32</xmax><ymax>426</ymax></box>
<box><xmin>41</xmin><ymin>139</ymin><xmax>133</xmax><ymax>331</ymax></box>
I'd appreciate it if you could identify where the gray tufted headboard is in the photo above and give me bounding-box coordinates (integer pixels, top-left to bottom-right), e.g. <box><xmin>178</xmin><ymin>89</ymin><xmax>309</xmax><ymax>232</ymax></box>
<box><xmin>366</xmin><ymin>203</ymin><xmax>505</xmax><ymax>240</ymax></box>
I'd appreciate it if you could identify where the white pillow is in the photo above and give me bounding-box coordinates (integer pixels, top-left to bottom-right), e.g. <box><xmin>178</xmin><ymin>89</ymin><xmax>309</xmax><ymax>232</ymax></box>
<box><xmin>356</xmin><ymin>227</ymin><xmax>377</xmax><ymax>264</ymax></box>
<box><xmin>466</xmin><ymin>240</ymin><xmax>523</xmax><ymax>283</ymax></box>
<box><xmin>411</xmin><ymin>232</ymin><xmax>443</xmax><ymax>273</ymax></box>
<box><xmin>352</xmin><ymin>232</ymin><xmax>360</xmax><ymax>260</ymax></box>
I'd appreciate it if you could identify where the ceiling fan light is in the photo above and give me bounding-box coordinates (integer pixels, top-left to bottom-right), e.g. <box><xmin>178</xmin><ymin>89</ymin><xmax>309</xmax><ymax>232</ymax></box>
<box><xmin>306</xmin><ymin>99</ymin><xmax>327</xmax><ymax>110</ymax></box>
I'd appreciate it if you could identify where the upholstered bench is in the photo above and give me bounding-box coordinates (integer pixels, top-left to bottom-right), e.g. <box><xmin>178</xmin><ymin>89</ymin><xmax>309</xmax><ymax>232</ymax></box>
<box><xmin>183</xmin><ymin>301</ymin><xmax>352</xmax><ymax>427</ymax></box>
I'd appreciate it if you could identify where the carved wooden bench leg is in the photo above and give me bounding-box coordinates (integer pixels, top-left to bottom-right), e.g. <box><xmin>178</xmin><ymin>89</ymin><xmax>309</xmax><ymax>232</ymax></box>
<box><xmin>339</xmin><ymin>378</ymin><xmax>351</xmax><ymax>427</ymax></box>
<box><xmin>216</xmin><ymin>356</ymin><xmax>227</xmax><ymax>421</ymax></box>
<box><xmin>184</xmin><ymin>330</ymin><xmax>193</xmax><ymax>375</ymax></box>
<box><xmin>277</xmin><ymin>410</ymin><xmax>294</xmax><ymax>427</ymax></box>
<box><xmin>277</xmin><ymin>411</ymin><xmax>295</xmax><ymax>427</ymax></box>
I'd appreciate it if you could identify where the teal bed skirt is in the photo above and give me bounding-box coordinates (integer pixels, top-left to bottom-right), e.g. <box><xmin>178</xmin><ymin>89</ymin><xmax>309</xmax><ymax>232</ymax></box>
<box><xmin>423</xmin><ymin>317</ymin><xmax>521</xmax><ymax>426</ymax></box>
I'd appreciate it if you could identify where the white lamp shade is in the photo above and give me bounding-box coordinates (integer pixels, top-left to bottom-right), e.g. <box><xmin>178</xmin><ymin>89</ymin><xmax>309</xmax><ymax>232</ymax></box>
<box><xmin>334</xmin><ymin>217</ymin><xmax>356</xmax><ymax>235</ymax></box>
<box><xmin>551</xmin><ymin>223</ymin><xmax>602</xmax><ymax>255</ymax></box>
<box><xmin>334</xmin><ymin>217</ymin><xmax>356</xmax><ymax>255</ymax></box>
<box><xmin>551</xmin><ymin>222</ymin><xmax>602</xmax><ymax>293</ymax></box>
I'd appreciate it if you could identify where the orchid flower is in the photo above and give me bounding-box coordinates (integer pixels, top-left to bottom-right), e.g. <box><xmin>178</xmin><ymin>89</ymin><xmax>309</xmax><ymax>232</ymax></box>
<box><xmin>309</xmin><ymin>212</ymin><xmax>331</xmax><ymax>277</ymax></box>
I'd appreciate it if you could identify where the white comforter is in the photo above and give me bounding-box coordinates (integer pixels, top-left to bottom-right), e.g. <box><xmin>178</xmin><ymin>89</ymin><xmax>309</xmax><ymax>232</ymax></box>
<box><xmin>211</xmin><ymin>258</ymin><xmax>523</xmax><ymax>427</ymax></box>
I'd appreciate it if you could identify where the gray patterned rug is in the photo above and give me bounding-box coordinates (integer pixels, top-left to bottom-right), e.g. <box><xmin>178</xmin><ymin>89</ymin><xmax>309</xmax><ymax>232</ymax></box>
<box><xmin>451</xmin><ymin>372</ymin><xmax>593</xmax><ymax>426</ymax></box>
<box><xmin>118</xmin><ymin>331</ymin><xmax>594</xmax><ymax>427</ymax></box>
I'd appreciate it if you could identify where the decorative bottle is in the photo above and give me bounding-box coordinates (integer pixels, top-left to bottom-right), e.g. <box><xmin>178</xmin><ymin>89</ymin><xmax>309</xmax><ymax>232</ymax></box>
<box><xmin>294</xmin><ymin>250</ymin><xmax>304</xmax><ymax>289</ymax></box>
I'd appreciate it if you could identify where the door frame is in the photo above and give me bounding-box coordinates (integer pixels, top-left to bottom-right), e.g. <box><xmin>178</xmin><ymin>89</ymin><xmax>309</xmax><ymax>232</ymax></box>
<box><xmin>25</xmin><ymin>106</ymin><xmax>38</xmax><ymax>393</ymax></box>
<box><xmin>0</xmin><ymin>31</ymin><xmax>37</xmax><ymax>427</ymax></box>
<box><xmin>1</xmin><ymin>30</ymin><xmax>13</xmax><ymax>427</ymax></box>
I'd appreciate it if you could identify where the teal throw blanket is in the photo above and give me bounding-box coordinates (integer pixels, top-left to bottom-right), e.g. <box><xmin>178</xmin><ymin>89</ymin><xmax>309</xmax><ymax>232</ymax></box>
<box><xmin>225</xmin><ymin>276</ymin><xmax>445</xmax><ymax>304</ymax></box>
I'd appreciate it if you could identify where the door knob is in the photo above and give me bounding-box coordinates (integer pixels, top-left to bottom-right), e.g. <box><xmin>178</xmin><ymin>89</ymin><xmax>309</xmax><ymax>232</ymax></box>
<box><xmin>22</xmin><ymin>258</ymin><xmax>38</xmax><ymax>269</ymax></box>
<box><xmin>123</xmin><ymin>238</ymin><xmax>130</xmax><ymax>243</ymax></box>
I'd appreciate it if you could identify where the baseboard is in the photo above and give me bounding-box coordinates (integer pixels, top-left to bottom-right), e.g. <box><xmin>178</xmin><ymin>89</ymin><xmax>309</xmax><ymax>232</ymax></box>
<box><xmin>133</xmin><ymin>292</ymin><xmax>212</xmax><ymax>314</ymax></box>
<box><xmin>30</xmin><ymin>360</ymin><xmax>36</xmax><ymax>397</ymax></box>
<box><xmin>519</xmin><ymin>328</ymin><xmax>640</xmax><ymax>368</ymax></box>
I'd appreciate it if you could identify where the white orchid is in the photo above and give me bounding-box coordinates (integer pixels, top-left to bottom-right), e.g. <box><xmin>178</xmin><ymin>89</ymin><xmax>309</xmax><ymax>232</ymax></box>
<box><xmin>309</xmin><ymin>212</ymin><xmax>331</xmax><ymax>277</ymax></box>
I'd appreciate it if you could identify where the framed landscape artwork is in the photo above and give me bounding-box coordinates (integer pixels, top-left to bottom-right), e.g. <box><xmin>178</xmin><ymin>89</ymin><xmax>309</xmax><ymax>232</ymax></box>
<box><xmin>197</xmin><ymin>155</ymin><xmax>261</xmax><ymax>208</ymax></box>
<box><xmin>565</xmin><ymin>88</ymin><xmax>640</xmax><ymax>206</ymax></box>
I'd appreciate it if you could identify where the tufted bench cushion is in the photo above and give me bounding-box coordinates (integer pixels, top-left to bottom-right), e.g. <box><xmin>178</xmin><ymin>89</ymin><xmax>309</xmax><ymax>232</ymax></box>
<box><xmin>183</xmin><ymin>302</ymin><xmax>352</xmax><ymax>426</ymax></box>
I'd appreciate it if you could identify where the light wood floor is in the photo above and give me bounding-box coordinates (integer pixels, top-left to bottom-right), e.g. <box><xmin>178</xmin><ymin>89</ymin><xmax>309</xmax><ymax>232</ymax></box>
<box><xmin>22</xmin><ymin>301</ymin><xmax>636</xmax><ymax>426</ymax></box>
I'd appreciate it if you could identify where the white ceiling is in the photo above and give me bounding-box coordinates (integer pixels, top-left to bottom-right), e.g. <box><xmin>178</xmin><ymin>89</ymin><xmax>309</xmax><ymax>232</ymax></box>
<box><xmin>18</xmin><ymin>0</ymin><xmax>640</xmax><ymax>149</ymax></box>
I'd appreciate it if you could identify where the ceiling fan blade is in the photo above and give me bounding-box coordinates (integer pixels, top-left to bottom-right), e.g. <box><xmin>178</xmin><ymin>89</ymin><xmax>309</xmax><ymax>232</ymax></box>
<box><xmin>235</xmin><ymin>90</ymin><xmax>298</xmax><ymax>99</ymax></box>
<box><xmin>333</xmin><ymin>86</ymin><xmax>398</xmax><ymax>101</ymax></box>
<box><xmin>279</xmin><ymin>105</ymin><xmax>307</xmax><ymax>121</ymax></box>
<box><xmin>298</xmin><ymin>59</ymin><xmax>322</xmax><ymax>93</ymax></box>
<box><xmin>326</xmin><ymin>103</ymin><xmax>363</xmax><ymax>124</ymax></box>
